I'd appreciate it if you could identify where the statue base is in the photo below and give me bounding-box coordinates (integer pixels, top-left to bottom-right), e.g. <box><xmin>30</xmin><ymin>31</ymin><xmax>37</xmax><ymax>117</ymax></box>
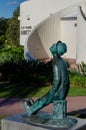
<box><xmin>1</xmin><ymin>112</ymin><xmax>86</xmax><ymax>130</ymax></box>
<box><xmin>22</xmin><ymin>112</ymin><xmax>77</xmax><ymax>128</ymax></box>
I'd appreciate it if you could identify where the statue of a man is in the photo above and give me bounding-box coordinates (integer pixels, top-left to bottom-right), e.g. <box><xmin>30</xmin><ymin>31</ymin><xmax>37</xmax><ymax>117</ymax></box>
<box><xmin>23</xmin><ymin>41</ymin><xmax>70</xmax><ymax>116</ymax></box>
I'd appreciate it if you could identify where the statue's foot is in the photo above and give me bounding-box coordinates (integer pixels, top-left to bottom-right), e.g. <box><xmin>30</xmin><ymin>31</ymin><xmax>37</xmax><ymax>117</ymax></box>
<box><xmin>23</xmin><ymin>98</ymin><xmax>34</xmax><ymax>116</ymax></box>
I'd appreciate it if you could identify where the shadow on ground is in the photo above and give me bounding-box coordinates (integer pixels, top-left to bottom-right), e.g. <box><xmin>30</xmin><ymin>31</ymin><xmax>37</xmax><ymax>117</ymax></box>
<box><xmin>68</xmin><ymin>108</ymin><xmax>86</xmax><ymax>119</ymax></box>
<box><xmin>0</xmin><ymin>98</ymin><xmax>23</xmax><ymax>107</ymax></box>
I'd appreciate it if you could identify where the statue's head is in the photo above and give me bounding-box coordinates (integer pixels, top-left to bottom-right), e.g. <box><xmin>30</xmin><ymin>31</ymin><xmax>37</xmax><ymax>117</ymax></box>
<box><xmin>50</xmin><ymin>41</ymin><xmax>67</xmax><ymax>56</ymax></box>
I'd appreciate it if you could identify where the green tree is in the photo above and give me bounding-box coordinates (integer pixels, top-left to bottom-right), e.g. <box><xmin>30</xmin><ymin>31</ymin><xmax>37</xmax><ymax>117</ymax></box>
<box><xmin>0</xmin><ymin>17</ymin><xmax>8</xmax><ymax>45</ymax></box>
<box><xmin>0</xmin><ymin>35</ymin><xmax>6</xmax><ymax>45</ymax></box>
<box><xmin>0</xmin><ymin>17</ymin><xmax>8</xmax><ymax>36</ymax></box>
<box><xmin>6</xmin><ymin>7</ymin><xmax>20</xmax><ymax>46</ymax></box>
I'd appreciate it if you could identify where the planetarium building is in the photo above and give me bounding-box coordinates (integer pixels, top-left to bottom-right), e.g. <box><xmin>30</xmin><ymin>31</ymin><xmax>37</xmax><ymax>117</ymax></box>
<box><xmin>19</xmin><ymin>0</ymin><xmax>86</xmax><ymax>63</ymax></box>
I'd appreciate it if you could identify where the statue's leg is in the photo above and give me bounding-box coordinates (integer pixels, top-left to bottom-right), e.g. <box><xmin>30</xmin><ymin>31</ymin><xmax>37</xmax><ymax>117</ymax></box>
<box><xmin>23</xmin><ymin>91</ymin><xmax>53</xmax><ymax>116</ymax></box>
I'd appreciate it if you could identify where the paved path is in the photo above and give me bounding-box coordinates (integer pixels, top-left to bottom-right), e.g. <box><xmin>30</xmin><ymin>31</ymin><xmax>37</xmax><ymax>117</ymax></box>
<box><xmin>0</xmin><ymin>96</ymin><xmax>86</xmax><ymax>116</ymax></box>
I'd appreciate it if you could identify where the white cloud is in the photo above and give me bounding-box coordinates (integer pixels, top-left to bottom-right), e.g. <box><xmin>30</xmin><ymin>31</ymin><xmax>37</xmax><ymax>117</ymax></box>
<box><xmin>7</xmin><ymin>1</ymin><xmax>17</xmax><ymax>5</ymax></box>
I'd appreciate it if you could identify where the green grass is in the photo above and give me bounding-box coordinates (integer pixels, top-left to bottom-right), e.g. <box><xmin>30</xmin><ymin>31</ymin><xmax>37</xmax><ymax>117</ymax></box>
<box><xmin>68</xmin><ymin>86</ymin><xmax>86</xmax><ymax>96</ymax></box>
<box><xmin>0</xmin><ymin>82</ymin><xmax>51</xmax><ymax>98</ymax></box>
<box><xmin>0</xmin><ymin>82</ymin><xmax>86</xmax><ymax>98</ymax></box>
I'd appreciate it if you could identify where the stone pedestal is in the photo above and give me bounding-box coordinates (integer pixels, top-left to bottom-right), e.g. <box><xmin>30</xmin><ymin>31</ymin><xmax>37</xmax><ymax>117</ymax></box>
<box><xmin>1</xmin><ymin>112</ymin><xmax>86</xmax><ymax>130</ymax></box>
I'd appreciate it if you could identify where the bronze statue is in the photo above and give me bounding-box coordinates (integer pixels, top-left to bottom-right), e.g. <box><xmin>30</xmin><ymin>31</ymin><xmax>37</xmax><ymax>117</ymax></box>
<box><xmin>23</xmin><ymin>41</ymin><xmax>70</xmax><ymax>116</ymax></box>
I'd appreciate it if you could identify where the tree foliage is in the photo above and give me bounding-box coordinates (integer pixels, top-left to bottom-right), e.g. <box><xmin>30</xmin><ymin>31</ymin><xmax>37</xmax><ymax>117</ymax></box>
<box><xmin>0</xmin><ymin>17</ymin><xmax>8</xmax><ymax>45</ymax></box>
<box><xmin>6</xmin><ymin>6</ymin><xmax>20</xmax><ymax>46</ymax></box>
<box><xmin>0</xmin><ymin>17</ymin><xmax>8</xmax><ymax>36</ymax></box>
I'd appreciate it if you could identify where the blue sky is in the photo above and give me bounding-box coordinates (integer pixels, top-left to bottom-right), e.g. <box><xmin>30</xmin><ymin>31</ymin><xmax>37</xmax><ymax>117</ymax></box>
<box><xmin>0</xmin><ymin>0</ymin><xmax>25</xmax><ymax>18</ymax></box>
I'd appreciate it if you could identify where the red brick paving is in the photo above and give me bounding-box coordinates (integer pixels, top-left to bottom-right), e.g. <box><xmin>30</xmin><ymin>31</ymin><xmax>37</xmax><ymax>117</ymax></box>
<box><xmin>0</xmin><ymin>96</ymin><xmax>86</xmax><ymax>115</ymax></box>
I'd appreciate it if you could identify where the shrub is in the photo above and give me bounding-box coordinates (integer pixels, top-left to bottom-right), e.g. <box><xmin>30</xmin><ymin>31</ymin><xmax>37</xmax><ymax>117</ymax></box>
<box><xmin>0</xmin><ymin>45</ymin><xmax>53</xmax><ymax>84</ymax></box>
<box><xmin>69</xmin><ymin>69</ymin><xmax>86</xmax><ymax>88</ymax></box>
<box><xmin>0</xmin><ymin>45</ymin><xmax>24</xmax><ymax>81</ymax></box>
<box><xmin>77</xmin><ymin>62</ymin><xmax>86</xmax><ymax>76</ymax></box>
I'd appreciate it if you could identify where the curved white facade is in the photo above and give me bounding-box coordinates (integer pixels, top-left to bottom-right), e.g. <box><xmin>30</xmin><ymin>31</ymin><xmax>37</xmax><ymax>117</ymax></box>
<box><xmin>19</xmin><ymin>0</ymin><xmax>86</xmax><ymax>63</ymax></box>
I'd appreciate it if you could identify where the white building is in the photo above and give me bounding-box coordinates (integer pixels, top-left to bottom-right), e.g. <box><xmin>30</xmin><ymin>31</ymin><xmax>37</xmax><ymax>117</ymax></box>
<box><xmin>19</xmin><ymin>0</ymin><xmax>86</xmax><ymax>63</ymax></box>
